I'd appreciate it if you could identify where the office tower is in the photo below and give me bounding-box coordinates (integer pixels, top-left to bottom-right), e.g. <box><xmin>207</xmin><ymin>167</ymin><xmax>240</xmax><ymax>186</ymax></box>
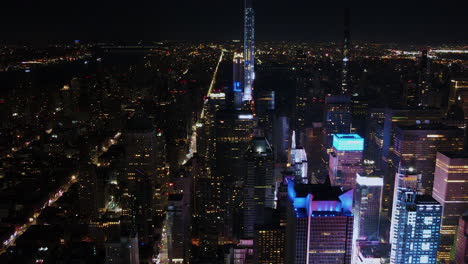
<box><xmin>188</xmin><ymin>155</ymin><xmax>221</xmax><ymax>259</ymax></box>
<box><xmin>230</xmin><ymin>239</ymin><xmax>254</xmax><ymax>264</ymax></box>
<box><xmin>166</xmin><ymin>193</ymin><xmax>191</xmax><ymax>264</ymax></box>
<box><xmin>288</xmin><ymin>131</ymin><xmax>308</xmax><ymax>183</ymax></box>
<box><xmin>388</xmin><ymin>166</ymin><xmax>422</xmax><ymax>242</ymax></box>
<box><xmin>294</xmin><ymin>77</ymin><xmax>308</xmax><ymax>135</ymax></box>
<box><xmin>448</xmin><ymin>78</ymin><xmax>468</xmax><ymax>118</ymax></box>
<box><xmin>197</xmin><ymin>91</ymin><xmax>226</xmax><ymax>160</ymax></box>
<box><xmin>77</xmin><ymin>164</ymin><xmax>98</xmax><ymax>218</ymax></box>
<box><xmin>303</xmin><ymin>123</ymin><xmax>324</xmax><ymax>184</ymax></box>
<box><xmin>233</xmin><ymin>52</ymin><xmax>244</xmax><ymax>109</ymax></box>
<box><xmin>354</xmin><ymin>241</ymin><xmax>390</xmax><ymax>264</ymax></box>
<box><xmin>375</xmin><ymin>108</ymin><xmax>444</xmax><ymax>217</ymax></box>
<box><xmin>215</xmin><ymin>110</ymin><xmax>254</xmax><ymax>239</ymax></box>
<box><xmin>341</xmin><ymin>7</ymin><xmax>351</xmax><ymax>93</ymax></box>
<box><xmin>418</xmin><ymin>50</ymin><xmax>434</xmax><ymax>107</ymax></box>
<box><xmin>402</xmin><ymin>81</ymin><xmax>419</xmax><ymax>107</ymax></box>
<box><xmin>323</xmin><ymin>94</ymin><xmax>352</xmax><ymax>151</ymax></box>
<box><xmin>272</xmin><ymin>114</ymin><xmax>290</xmax><ymax>162</ymax></box>
<box><xmin>328</xmin><ymin>134</ymin><xmax>364</xmax><ymax>190</ymax></box>
<box><xmin>254</xmin><ymin>217</ymin><xmax>285</xmax><ymax>264</ymax></box>
<box><xmin>105</xmin><ymin>231</ymin><xmax>140</xmax><ymax>264</ymax></box>
<box><xmin>432</xmin><ymin>152</ymin><xmax>468</xmax><ymax>262</ymax></box>
<box><xmin>389</xmin><ymin>193</ymin><xmax>442</xmax><ymax>264</ymax></box>
<box><xmin>392</xmin><ymin>124</ymin><xmax>464</xmax><ymax>195</ymax></box>
<box><xmin>256</xmin><ymin>90</ymin><xmax>275</xmax><ymax>141</ymax></box>
<box><xmin>354</xmin><ymin>172</ymin><xmax>383</xmax><ymax>241</ymax></box>
<box><xmin>243</xmin><ymin>137</ymin><xmax>274</xmax><ymax>238</ymax></box>
<box><xmin>455</xmin><ymin>211</ymin><xmax>468</xmax><ymax>264</ymax></box>
<box><xmin>286</xmin><ymin>181</ymin><xmax>354</xmax><ymax>264</ymax></box>
<box><xmin>351</xmin><ymin>95</ymin><xmax>369</xmax><ymax>137</ymax></box>
<box><xmin>243</xmin><ymin>0</ymin><xmax>255</xmax><ymax>102</ymax></box>
<box><xmin>379</xmin><ymin>107</ymin><xmax>444</xmax><ymax>169</ymax></box>
<box><xmin>123</xmin><ymin>110</ymin><xmax>161</xmax><ymax>243</ymax></box>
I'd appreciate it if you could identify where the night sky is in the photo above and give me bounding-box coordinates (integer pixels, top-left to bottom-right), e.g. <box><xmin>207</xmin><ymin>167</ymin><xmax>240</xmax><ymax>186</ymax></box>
<box><xmin>2</xmin><ymin>0</ymin><xmax>467</xmax><ymax>44</ymax></box>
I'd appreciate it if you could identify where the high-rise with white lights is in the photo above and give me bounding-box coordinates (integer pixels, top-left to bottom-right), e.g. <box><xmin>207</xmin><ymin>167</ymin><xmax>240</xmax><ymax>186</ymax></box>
<box><xmin>432</xmin><ymin>152</ymin><xmax>468</xmax><ymax>262</ymax></box>
<box><xmin>243</xmin><ymin>0</ymin><xmax>255</xmax><ymax>101</ymax></box>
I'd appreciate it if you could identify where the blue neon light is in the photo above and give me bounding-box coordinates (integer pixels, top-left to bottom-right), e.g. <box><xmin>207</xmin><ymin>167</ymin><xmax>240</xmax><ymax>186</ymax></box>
<box><xmin>333</xmin><ymin>134</ymin><xmax>364</xmax><ymax>151</ymax></box>
<box><xmin>233</xmin><ymin>81</ymin><xmax>242</xmax><ymax>92</ymax></box>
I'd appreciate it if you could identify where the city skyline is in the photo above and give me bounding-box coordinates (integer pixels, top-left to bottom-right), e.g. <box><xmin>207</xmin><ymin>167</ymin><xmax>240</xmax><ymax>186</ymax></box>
<box><xmin>0</xmin><ymin>1</ymin><xmax>467</xmax><ymax>264</ymax></box>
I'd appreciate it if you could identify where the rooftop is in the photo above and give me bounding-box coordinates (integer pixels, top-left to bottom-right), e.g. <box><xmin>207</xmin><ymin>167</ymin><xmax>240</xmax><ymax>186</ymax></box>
<box><xmin>439</xmin><ymin>151</ymin><xmax>468</xmax><ymax>159</ymax></box>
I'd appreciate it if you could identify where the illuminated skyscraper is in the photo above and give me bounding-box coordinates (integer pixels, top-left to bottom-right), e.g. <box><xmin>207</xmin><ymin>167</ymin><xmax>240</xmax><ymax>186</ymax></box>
<box><xmin>123</xmin><ymin>110</ymin><xmax>163</xmax><ymax>243</ymax></box>
<box><xmin>166</xmin><ymin>193</ymin><xmax>191</xmax><ymax>264</ymax></box>
<box><xmin>341</xmin><ymin>7</ymin><xmax>351</xmax><ymax>93</ymax></box>
<box><xmin>243</xmin><ymin>137</ymin><xmax>274</xmax><ymax>238</ymax></box>
<box><xmin>389</xmin><ymin>166</ymin><xmax>422</xmax><ymax>243</ymax></box>
<box><xmin>448</xmin><ymin>78</ymin><xmax>468</xmax><ymax>118</ymax></box>
<box><xmin>323</xmin><ymin>95</ymin><xmax>352</xmax><ymax>151</ymax></box>
<box><xmin>256</xmin><ymin>90</ymin><xmax>275</xmax><ymax>141</ymax></box>
<box><xmin>328</xmin><ymin>134</ymin><xmax>364</xmax><ymax>190</ymax></box>
<box><xmin>455</xmin><ymin>211</ymin><xmax>468</xmax><ymax>264</ymax></box>
<box><xmin>389</xmin><ymin>193</ymin><xmax>442</xmax><ymax>264</ymax></box>
<box><xmin>286</xmin><ymin>181</ymin><xmax>354</xmax><ymax>264</ymax></box>
<box><xmin>243</xmin><ymin>0</ymin><xmax>255</xmax><ymax>102</ymax></box>
<box><xmin>254</xmin><ymin>224</ymin><xmax>285</xmax><ymax>264</ymax></box>
<box><xmin>288</xmin><ymin>131</ymin><xmax>308</xmax><ymax>184</ymax></box>
<box><xmin>354</xmin><ymin>172</ymin><xmax>383</xmax><ymax>241</ymax></box>
<box><xmin>233</xmin><ymin>52</ymin><xmax>244</xmax><ymax>109</ymax></box>
<box><xmin>215</xmin><ymin>110</ymin><xmax>254</xmax><ymax>239</ymax></box>
<box><xmin>392</xmin><ymin>124</ymin><xmax>464</xmax><ymax>195</ymax></box>
<box><xmin>432</xmin><ymin>152</ymin><xmax>468</xmax><ymax>262</ymax></box>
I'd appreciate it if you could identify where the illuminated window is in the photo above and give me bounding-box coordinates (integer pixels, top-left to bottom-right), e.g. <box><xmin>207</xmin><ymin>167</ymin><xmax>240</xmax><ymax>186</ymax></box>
<box><xmin>421</xmin><ymin>243</ymin><xmax>431</xmax><ymax>250</ymax></box>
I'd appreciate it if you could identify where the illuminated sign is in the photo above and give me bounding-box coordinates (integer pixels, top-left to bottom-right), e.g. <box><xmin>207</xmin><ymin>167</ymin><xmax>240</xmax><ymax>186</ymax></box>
<box><xmin>210</xmin><ymin>92</ymin><xmax>225</xmax><ymax>99</ymax></box>
<box><xmin>238</xmin><ymin>114</ymin><xmax>253</xmax><ymax>120</ymax></box>
<box><xmin>332</xmin><ymin>134</ymin><xmax>364</xmax><ymax>151</ymax></box>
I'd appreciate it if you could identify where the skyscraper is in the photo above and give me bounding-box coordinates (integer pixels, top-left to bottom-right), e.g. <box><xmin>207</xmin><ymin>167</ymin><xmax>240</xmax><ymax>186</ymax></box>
<box><xmin>448</xmin><ymin>78</ymin><xmax>468</xmax><ymax>119</ymax></box>
<box><xmin>389</xmin><ymin>194</ymin><xmax>442</xmax><ymax>264</ymax></box>
<box><xmin>254</xmin><ymin>211</ymin><xmax>285</xmax><ymax>264</ymax></box>
<box><xmin>328</xmin><ymin>133</ymin><xmax>364</xmax><ymax>190</ymax></box>
<box><xmin>256</xmin><ymin>90</ymin><xmax>275</xmax><ymax>141</ymax></box>
<box><xmin>123</xmin><ymin>110</ymin><xmax>162</xmax><ymax>243</ymax></box>
<box><xmin>455</xmin><ymin>211</ymin><xmax>468</xmax><ymax>264</ymax></box>
<box><xmin>389</xmin><ymin>166</ymin><xmax>423</xmax><ymax>243</ymax></box>
<box><xmin>432</xmin><ymin>152</ymin><xmax>468</xmax><ymax>262</ymax></box>
<box><xmin>286</xmin><ymin>181</ymin><xmax>354</xmax><ymax>264</ymax></box>
<box><xmin>233</xmin><ymin>52</ymin><xmax>244</xmax><ymax>109</ymax></box>
<box><xmin>288</xmin><ymin>131</ymin><xmax>308</xmax><ymax>184</ymax></box>
<box><xmin>341</xmin><ymin>7</ymin><xmax>351</xmax><ymax>93</ymax></box>
<box><xmin>243</xmin><ymin>137</ymin><xmax>274</xmax><ymax>238</ymax></box>
<box><xmin>323</xmin><ymin>95</ymin><xmax>352</xmax><ymax>151</ymax></box>
<box><xmin>166</xmin><ymin>193</ymin><xmax>191</xmax><ymax>264</ymax></box>
<box><xmin>215</xmin><ymin>110</ymin><xmax>254</xmax><ymax>240</ymax></box>
<box><xmin>354</xmin><ymin>172</ymin><xmax>383</xmax><ymax>241</ymax></box>
<box><xmin>243</xmin><ymin>0</ymin><xmax>255</xmax><ymax>102</ymax></box>
<box><xmin>392</xmin><ymin>124</ymin><xmax>464</xmax><ymax>195</ymax></box>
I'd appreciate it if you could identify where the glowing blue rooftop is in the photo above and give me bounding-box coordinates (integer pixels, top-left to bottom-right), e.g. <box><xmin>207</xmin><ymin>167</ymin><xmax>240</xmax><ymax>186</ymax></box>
<box><xmin>287</xmin><ymin>179</ymin><xmax>353</xmax><ymax>218</ymax></box>
<box><xmin>333</xmin><ymin>134</ymin><xmax>364</xmax><ymax>151</ymax></box>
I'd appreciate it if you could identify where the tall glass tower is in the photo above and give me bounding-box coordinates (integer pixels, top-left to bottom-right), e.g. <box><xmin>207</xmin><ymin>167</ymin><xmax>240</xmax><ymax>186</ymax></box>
<box><xmin>341</xmin><ymin>7</ymin><xmax>350</xmax><ymax>94</ymax></box>
<box><xmin>243</xmin><ymin>0</ymin><xmax>255</xmax><ymax>101</ymax></box>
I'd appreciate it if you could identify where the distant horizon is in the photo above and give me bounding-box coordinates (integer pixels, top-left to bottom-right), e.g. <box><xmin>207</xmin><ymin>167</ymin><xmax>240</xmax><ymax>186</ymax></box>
<box><xmin>1</xmin><ymin>39</ymin><xmax>468</xmax><ymax>47</ymax></box>
<box><xmin>1</xmin><ymin>0</ymin><xmax>467</xmax><ymax>44</ymax></box>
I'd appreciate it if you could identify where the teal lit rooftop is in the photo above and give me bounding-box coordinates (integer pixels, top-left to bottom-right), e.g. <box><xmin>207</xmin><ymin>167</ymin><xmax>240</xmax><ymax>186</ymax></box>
<box><xmin>333</xmin><ymin>134</ymin><xmax>364</xmax><ymax>151</ymax></box>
